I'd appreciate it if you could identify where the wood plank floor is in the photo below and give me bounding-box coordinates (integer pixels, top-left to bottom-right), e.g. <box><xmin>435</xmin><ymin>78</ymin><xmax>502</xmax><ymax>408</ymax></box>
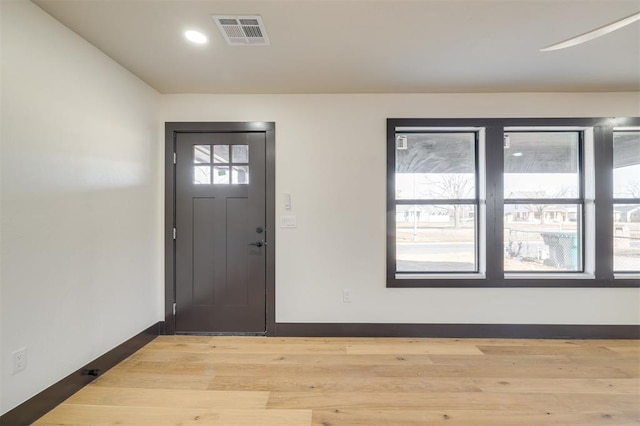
<box><xmin>36</xmin><ymin>336</ymin><xmax>640</xmax><ymax>425</ymax></box>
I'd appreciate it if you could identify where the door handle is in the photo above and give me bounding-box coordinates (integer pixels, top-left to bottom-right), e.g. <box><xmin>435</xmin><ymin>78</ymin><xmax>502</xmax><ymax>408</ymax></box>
<box><xmin>248</xmin><ymin>240</ymin><xmax>266</xmax><ymax>247</ymax></box>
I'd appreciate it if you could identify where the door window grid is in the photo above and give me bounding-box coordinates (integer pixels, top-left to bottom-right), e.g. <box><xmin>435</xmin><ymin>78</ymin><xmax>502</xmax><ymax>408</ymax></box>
<box><xmin>193</xmin><ymin>144</ymin><xmax>249</xmax><ymax>185</ymax></box>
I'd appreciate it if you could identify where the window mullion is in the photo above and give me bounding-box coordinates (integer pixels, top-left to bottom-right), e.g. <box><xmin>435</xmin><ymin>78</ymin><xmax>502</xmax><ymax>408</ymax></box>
<box><xmin>484</xmin><ymin>126</ymin><xmax>504</xmax><ymax>281</ymax></box>
<box><xmin>595</xmin><ymin>125</ymin><xmax>614</xmax><ymax>279</ymax></box>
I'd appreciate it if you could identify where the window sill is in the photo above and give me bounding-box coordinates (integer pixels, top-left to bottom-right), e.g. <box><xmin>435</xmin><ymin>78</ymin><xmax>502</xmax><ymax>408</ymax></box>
<box><xmin>396</xmin><ymin>272</ymin><xmax>486</xmax><ymax>280</ymax></box>
<box><xmin>504</xmin><ymin>272</ymin><xmax>595</xmax><ymax>280</ymax></box>
<box><xmin>614</xmin><ymin>273</ymin><xmax>640</xmax><ymax>280</ymax></box>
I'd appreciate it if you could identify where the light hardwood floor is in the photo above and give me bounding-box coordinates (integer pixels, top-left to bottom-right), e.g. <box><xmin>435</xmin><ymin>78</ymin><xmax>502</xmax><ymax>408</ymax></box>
<box><xmin>36</xmin><ymin>336</ymin><xmax>640</xmax><ymax>425</ymax></box>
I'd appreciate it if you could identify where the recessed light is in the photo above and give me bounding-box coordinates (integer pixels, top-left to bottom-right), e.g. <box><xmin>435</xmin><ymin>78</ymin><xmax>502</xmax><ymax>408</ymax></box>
<box><xmin>185</xmin><ymin>30</ymin><xmax>207</xmax><ymax>44</ymax></box>
<box><xmin>513</xmin><ymin>152</ymin><xmax>523</xmax><ymax>157</ymax></box>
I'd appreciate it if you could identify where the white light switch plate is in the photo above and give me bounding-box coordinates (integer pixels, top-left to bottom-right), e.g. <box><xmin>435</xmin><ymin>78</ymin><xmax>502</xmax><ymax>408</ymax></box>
<box><xmin>280</xmin><ymin>215</ymin><xmax>297</xmax><ymax>228</ymax></box>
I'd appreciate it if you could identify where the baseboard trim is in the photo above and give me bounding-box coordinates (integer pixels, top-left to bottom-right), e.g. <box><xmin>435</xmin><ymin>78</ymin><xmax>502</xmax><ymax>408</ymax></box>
<box><xmin>275</xmin><ymin>322</ymin><xmax>640</xmax><ymax>339</ymax></box>
<box><xmin>0</xmin><ymin>321</ymin><xmax>162</xmax><ymax>426</ymax></box>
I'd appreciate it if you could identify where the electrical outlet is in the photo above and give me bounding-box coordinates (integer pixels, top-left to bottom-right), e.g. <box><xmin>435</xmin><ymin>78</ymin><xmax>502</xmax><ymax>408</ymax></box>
<box><xmin>343</xmin><ymin>289</ymin><xmax>352</xmax><ymax>303</ymax></box>
<box><xmin>12</xmin><ymin>348</ymin><xmax>27</xmax><ymax>374</ymax></box>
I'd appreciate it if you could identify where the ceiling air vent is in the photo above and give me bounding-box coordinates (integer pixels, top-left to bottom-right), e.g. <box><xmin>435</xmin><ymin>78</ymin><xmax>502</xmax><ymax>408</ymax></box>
<box><xmin>213</xmin><ymin>15</ymin><xmax>270</xmax><ymax>46</ymax></box>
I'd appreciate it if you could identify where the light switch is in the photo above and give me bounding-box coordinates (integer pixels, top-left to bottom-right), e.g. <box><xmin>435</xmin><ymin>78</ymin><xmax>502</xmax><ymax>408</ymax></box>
<box><xmin>280</xmin><ymin>215</ymin><xmax>297</xmax><ymax>228</ymax></box>
<box><xmin>283</xmin><ymin>193</ymin><xmax>291</xmax><ymax>210</ymax></box>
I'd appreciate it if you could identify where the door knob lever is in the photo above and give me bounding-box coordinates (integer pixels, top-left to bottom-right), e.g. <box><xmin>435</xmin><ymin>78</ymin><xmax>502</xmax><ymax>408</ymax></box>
<box><xmin>248</xmin><ymin>240</ymin><xmax>266</xmax><ymax>247</ymax></box>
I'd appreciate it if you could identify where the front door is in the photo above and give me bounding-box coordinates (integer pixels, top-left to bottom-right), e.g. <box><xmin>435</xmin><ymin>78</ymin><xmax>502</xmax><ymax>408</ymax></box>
<box><xmin>174</xmin><ymin>131</ymin><xmax>267</xmax><ymax>333</ymax></box>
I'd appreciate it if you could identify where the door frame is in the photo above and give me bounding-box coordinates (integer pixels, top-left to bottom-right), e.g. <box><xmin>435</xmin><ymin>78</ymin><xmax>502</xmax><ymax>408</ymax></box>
<box><xmin>164</xmin><ymin>122</ymin><xmax>276</xmax><ymax>335</ymax></box>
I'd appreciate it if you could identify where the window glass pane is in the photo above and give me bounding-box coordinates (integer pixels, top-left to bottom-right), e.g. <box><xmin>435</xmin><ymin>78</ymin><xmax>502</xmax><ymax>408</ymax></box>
<box><xmin>194</xmin><ymin>145</ymin><xmax>210</xmax><ymax>163</ymax></box>
<box><xmin>194</xmin><ymin>166</ymin><xmax>211</xmax><ymax>184</ymax></box>
<box><xmin>232</xmin><ymin>166</ymin><xmax>249</xmax><ymax>184</ymax></box>
<box><xmin>395</xmin><ymin>133</ymin><xmax>475</xmax><ymax>200</ymax></box>
<box><xmin>614</xmin><ymin>204</ymin><xmax>640</xmax><ymax>272</ymax></box>
<box><xmin>213</xmin><ymin>166</ymin><xmax>229</xmax><ymax>184</ymax></box>
<box><xmin>504</xmin><ymin>132</ymin><xmax>579</xmax><ymax>199</ymax></box>
<box><xmin>232</xmin><ymin>145</ymin><xmax>249</xmax><ymax>163</ymax></box>
<box><xmin>213</xmin><ymin>145</ymin><xmax>230</xmax><ymax>163</ymax></box>
<box><xmin>504</xmin><ymin>204</ymin><xmax>581</xmax><ymax>271</ymax></box>
<box><xmin>613</xmin><ymin>132</ymin><xmax>640</xmax><ymax>199</ymax></box>
<box><xmin>396</xmin><ymin>204</ymin><xmax>477</xmax><ymax>272</ymax></box>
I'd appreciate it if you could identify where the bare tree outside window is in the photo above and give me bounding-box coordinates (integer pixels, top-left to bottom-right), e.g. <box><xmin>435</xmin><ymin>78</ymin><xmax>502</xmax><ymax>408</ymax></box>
<box><xmin>423</xmin><ymin>174</ymin><xmax>474</xmax><ymax>228</ymax></box>
<box><xmin>626</xmin><ymin>180</ymin><xmax>640</xmax><ymax>198</ymax></box>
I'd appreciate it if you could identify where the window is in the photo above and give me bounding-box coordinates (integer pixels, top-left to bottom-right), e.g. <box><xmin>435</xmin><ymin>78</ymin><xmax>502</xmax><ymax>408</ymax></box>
<box><xmin>394</xmin><ymin>131</ymin><xmax>481</xmax><ymax>274</ymax></box>
<box><xmin>613</xmin><ymin>130</ymin><xmax>640</xmax><ymax>274</ymax></box>
<box><xmin>387</xmin><ymin>118</ymin><xmax>639</xmax><ymax>288</ymax></box>
<box><xmin>193</xmin><ymin>144</ymin><xmax>249</xmax><ymax>185</ymax></box>
<box><xmin>504</xmin><ymin>131</ymin><xmax>583</xmax><ymax>272</ymax></box>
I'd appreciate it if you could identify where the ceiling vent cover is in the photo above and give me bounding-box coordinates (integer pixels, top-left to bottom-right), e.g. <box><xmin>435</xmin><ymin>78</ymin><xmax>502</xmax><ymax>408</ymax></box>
<box><xmin>213</xmin><ymin>15</ymin><xmax>270</xmax><ymax>46</ymax></box>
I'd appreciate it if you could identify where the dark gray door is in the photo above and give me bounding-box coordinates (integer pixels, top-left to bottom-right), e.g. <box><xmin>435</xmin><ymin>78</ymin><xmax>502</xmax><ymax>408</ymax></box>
<box><xmin>175</xmin><ymin>132</ymin><xmax>266</xmax><ymax>333</ymax></box>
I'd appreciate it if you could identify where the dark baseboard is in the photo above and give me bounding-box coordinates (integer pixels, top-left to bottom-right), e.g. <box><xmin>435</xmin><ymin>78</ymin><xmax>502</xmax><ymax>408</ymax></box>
<box><xmin>0</xmin><ymin>322</ymin><xmax>163</xmax><ymax>426</ymax></box>
<box><xmin>275</xmin><ymin>322</ymin><xmax>640</xmax><ymax>339</ymax></box>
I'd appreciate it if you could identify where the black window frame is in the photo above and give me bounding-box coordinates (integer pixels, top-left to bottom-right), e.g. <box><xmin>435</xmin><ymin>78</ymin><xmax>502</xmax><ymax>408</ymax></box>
<box><xmin>387</xmin><ymin>117</ymin><xmax>640</xmax><ymax>288</ymax></box>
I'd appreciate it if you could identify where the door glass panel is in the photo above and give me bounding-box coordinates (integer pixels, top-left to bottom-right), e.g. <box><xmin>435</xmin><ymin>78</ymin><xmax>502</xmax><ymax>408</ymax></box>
<box><xmin>213</xmin><ymin>166</ymin><xmax>230</xmax><ymax>184</ymax></box>
<box><xmin>504</xmin><ymin>132</ymin><xmax>580</xmax><ymax>199</ymax></box>
<box><xmin>194</xmin><ymin>145</ymin><xmax>211</xmax><ymax>163</ymax></box>
<box><xmin>232</xmin><ymin>145</ymin><xmax>249</xmax><ymax>163</ymax></box>
<box><xmin>614</xmin><ymin>204</ymin><xmax>640</xmax><ymax>272</ymax></box>
<box><xmin>194</xmin><ymin>165</ymin><xmax>211</xmax><ymax>184</ymax></box>
<box><xmin>396</xmin><ymin>204</ymin><xmax>477</xmax><ymax>272</ymax></box>
<box><xmin>232</xmin><ymin>166</ymin><xmax>250</xmax><ymax>184</ymax></box>
<box><xmin>504</xmin><ymin>204</ymin><xmax>581</xmax><ymax>271</ymax></box>
<box><xmin>213</xmin><ymin>145</ymin><xmax>230</xmax><ymax>163</ymax></box>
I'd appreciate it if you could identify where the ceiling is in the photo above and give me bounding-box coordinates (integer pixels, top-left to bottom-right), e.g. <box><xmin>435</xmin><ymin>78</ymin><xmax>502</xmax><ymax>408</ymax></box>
<box><xmin>32</xmin><ymin>0</ymin><xmax>640</xmax><ymax>94</ymax></box>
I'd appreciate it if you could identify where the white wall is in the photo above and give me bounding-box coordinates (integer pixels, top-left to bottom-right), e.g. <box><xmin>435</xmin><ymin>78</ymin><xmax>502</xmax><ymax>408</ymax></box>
<box><xmin>0</xmin><ymin>1</ymin><xmax>161</xmax><ymax>414</ymax></box>
<box><xmin>161</xmin><ymin>93</ymin><xmax>640</xmax><ymax>325</ymax></box>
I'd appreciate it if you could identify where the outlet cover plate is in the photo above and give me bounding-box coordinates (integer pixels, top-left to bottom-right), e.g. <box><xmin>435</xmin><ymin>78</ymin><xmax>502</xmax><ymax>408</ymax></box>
<box><xmin>12</xmin><ymin>348</ymin><xmax>27</xmax><ymax>374</ymax></box>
